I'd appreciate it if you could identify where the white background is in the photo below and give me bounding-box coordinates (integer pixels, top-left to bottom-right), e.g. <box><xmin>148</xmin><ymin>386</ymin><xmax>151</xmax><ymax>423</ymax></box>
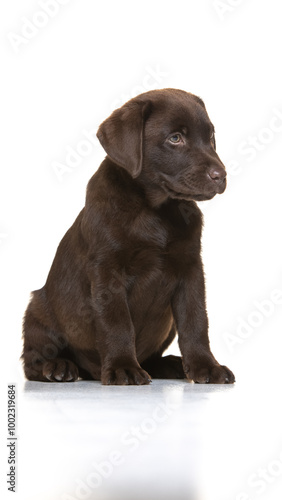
<box><xmin>0</xmin><ymin>0</ymin><xmax>282</xmax><ymax>499</ymax></box>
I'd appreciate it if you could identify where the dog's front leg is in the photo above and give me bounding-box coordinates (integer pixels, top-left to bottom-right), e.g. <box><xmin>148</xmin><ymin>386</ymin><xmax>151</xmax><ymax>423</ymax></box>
<box><xmin>172</xmin><ymin>260</ymin><xmax>235</xmax><ymax>384</ymax></box>
<box><xmin>91</xmin><ymin>268</ymin><xmax>151</xmax><ymax>385</ymax></box>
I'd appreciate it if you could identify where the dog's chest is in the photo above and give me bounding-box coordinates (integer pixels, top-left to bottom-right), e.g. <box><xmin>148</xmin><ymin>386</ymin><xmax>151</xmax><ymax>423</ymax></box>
<box><xmin>127</xmin><ymin>208</ymin><xmax>199</xmax><ymax>280</ymax></box>
<box><xmin>129</xmin><ymin>210</ymin><xmax>168</xmax><ymax>248</ymax></box>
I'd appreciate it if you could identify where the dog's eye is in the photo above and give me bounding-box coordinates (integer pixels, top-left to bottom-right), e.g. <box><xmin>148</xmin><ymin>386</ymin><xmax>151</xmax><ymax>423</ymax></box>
<box><xmin>169</xmin><ymin>133</ymin><xmax>182</xmax><ymax>144</ymax></box>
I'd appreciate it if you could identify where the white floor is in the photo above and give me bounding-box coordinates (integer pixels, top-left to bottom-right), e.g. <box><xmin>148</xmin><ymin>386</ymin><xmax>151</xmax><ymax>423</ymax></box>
<box><xmin>18</xmin><ymin>377</ymin><xmax>282</xmax><ymax>500</ymax></box>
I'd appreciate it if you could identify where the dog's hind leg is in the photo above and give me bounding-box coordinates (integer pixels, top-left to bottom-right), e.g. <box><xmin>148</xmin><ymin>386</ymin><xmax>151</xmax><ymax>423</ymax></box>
<box><xmin>22</xmin><ymin>305</ymin><xmax>79</xmax><ymax>382</ymax></box>
<box><xmin>141</xmin><ymin>325</ymin><xmax>185</xmax><ymax>379</ymax></box>
<box><xmin>141</xmin><ymin>354</ymin><xmax>185</xmax><ymax>379</ymax></box>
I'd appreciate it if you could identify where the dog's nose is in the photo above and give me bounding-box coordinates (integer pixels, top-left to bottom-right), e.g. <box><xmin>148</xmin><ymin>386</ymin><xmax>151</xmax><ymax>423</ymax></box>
<box><xmin>207</xmin><ymin>166</ymin><xmax>226</xmax><ymax>184</ymax></box>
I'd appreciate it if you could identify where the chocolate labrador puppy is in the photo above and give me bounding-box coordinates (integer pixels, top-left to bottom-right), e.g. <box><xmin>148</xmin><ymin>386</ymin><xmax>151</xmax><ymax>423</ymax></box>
<box><xmin>22</xmin><ymin>88</ymin><xmax>235</xmax><ymax>385</ymax></box>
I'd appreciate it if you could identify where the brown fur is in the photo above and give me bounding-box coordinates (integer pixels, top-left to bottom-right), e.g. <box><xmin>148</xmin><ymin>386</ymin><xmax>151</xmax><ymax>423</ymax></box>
<box><xmin>22</xmin><ymin>89</ymin><xmax>235</xmax><ymax>385</ymax></box>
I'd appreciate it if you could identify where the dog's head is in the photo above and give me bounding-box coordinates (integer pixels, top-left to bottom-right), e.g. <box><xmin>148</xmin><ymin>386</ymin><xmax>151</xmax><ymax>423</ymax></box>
<box><xmin>97</xmin><ymin>89</ymin><xmax>226</xmax><ymax>204</ymax></box>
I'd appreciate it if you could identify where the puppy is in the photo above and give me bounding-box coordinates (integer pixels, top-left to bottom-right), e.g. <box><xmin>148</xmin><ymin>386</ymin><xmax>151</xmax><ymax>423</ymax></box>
<box><xmin>22</xmin><ymin>88</ymin><xmax>235</xmax><ymax>385</ymax></box>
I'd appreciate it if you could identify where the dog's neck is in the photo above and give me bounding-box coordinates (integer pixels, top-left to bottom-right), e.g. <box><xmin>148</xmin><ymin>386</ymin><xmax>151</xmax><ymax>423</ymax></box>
<box><xmin>135</xmin><ymin>173</ymin><xmax>169</xmax><ymax>209</ymax></box>
<box><xmin>142</xmin><ymin>184</ymin><xmax>169</xmax><ymax>208</ymax></box>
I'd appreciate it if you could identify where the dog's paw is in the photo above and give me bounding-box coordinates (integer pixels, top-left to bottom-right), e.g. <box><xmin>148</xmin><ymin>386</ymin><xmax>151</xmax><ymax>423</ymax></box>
<box><xmin>102</xmin><ymin>366</ymin><xmax>152</xmax><ymax>386</ymax></box>
<box><xmin>186</xmin><ymin>363</ymin><xmax>235</xmax><ymax>384</ymax></box>
<box><xmin>42</xmin><ymin>359</ymin><xmax>79</xmax><ymax>382</ymax></box>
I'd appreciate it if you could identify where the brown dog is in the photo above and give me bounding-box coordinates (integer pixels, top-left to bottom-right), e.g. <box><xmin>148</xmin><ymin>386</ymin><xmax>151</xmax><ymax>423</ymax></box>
<box><xmin>22</xmin><ymin>88</ymin><xmax>235</xmax><ymax>385</ymax></box>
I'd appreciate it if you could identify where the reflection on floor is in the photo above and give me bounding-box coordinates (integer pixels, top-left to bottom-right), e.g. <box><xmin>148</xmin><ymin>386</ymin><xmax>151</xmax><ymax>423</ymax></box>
<box><xmin>18</xmin><ymin>379</ymin><xmax>282</xmax><ymax>500</ymax></box>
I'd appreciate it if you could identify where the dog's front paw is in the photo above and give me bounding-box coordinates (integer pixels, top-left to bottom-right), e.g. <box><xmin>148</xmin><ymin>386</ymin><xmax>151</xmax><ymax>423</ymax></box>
<box><xmin>186</xmin><ymin>361</ymin><xmax>235</xmax><ymax>384</ymax></box>
<box><xmin>102</xmin><ymin>366</ymin><xmax>152</xmax><ymax>386</ymax></box>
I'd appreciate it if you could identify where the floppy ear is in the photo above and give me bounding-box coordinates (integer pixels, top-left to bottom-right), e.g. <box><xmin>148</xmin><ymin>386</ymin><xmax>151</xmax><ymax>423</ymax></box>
<box><xmin>96</xmin><ymin>99</ymin><xmax>152</xmax><ymax>178</ymax></box>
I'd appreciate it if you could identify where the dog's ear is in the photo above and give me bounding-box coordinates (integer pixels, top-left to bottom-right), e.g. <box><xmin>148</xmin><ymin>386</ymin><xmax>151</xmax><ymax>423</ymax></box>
<box><xmin>97</xmin><ymin>99</ymin><xmax>152</xmax><ymax>178</ymax></box>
